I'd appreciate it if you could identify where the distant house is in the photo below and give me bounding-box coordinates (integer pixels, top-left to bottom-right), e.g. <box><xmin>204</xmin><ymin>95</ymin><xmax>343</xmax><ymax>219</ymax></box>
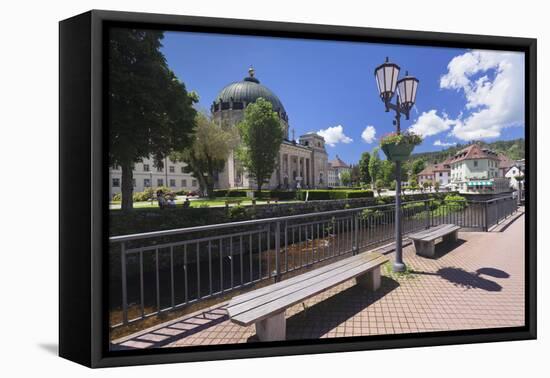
<box><xmin>327</xmin><ymin>155</ymin><xmax>351</xmax><ymax>187</ymax></box>
<box><xmin>417</xmin><ymin>159</ymin><xmax>451</xmax><ymax>188</ymax></box>
<box><xmin>497</xmin><ymin>153</ymin><xmax>515</xmax><ymax>177</ymax></box>
<box><xmin>505</xmin><ymin>165</ymin><xmax>525</xmax><ymax>190</ymax></box>
<box><xmin>448</xmin><ymin>144</ymin><xmax>510</xmax><ymax>193</ymax></box>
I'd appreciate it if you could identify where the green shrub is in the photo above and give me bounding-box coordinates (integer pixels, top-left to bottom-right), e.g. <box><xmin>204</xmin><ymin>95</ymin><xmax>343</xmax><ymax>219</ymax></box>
<box><xmin>296</xmin><ymin>189</ymin><xmax>374</xmax><ymax>201</ymax></box>
<box><xmin>112</xmin><ymin>193</ymin><xmax>122</xmax><ymax>201</ymax></box>
<box><xmin>268</xmin><ymin>190</ymin><xmax>296</xmax><ymax>200</ymax></box>
<box><xmin>329</xmin><ymin>191</ymin><xmax>348</xmax><ymax>200</ymax></box>
<box><xmin>226</xmin><ymin>190</ymin><xmax>247</xmax><ymax>197</ymax></box>
<box><xmin>444</xmin><ymin>194</ymin><xmax>466</xmax><ymax>210</ymax></box>
<box><xmin>345</xmin><ymin>190</ymin><xmax>374</xmax><ymax>199</ymax></box>
<box><xmin>133</xmin><ymin>187</ymin><xmax>155</xmax><ymax>202</ymax></box>
<box><xmin>296</xmin><ymin>190</ymin><xmax>331</xmax><ymax>201</ymax></box>
<box><xmin>228</xmin><ymin>205</ymin><xmax>247</xmax><ymax>219</ymax></box>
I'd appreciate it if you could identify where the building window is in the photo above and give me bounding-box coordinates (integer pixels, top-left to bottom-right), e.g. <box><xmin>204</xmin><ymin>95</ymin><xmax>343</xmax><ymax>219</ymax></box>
<box><xmin>170</xmin><ymin>179</ymin><xmax>176</xmax><ymax>187</ymax></box>
<box><xmin>133</xmin><ymin>179</ymin><xmax>136</xmax><ymax>187</ymax></box>
<box><xmin>143</xmin><ymin>164</ymin><xmax>150</xmax><ymax>172</ymax></box>
<box><xmin>474</xmin><ymin>160</ymin><xmax>478</xmax><ymax>167</ymax></box>
<box><xmin>169</xmin><ymin>166</ymin><xmax>175</xmax><ymax>173</ymax></box>
<box><xmin>181</xmin><ymin>179</ymin><xmax>187</xmax><ymax>187</ymax></box>
<box><xmin>181</xmin><ymin>167</ymin><xmax>186</xmax><ymax>173</ymax></box>
<box><xmin>112</xmin><ymin>178</ymin><xmax>120</xmax><ymax>187</ymax></box>
<box><xmin>144</xmin><ymin>178</ymin><xmax>151</xmax><ymax>187</ymax></box>
<box><xmin>156</xmin><ymin>166</ymin><xmax>163</xmax><ymax>172</ymax></box>
<box><xmin>439</xmin><ymin>172</ymin><xmax>443</xmax><ymax>177</ymax></box>
<box><xmin>157</xmin><ymin>178</ymin><xmax>163</xmax><ymax>186</ymax></box>
<box><xmin>192</xmin><ymin>179</ymin><xmax>197</xmax><ymax>187</ymax></box>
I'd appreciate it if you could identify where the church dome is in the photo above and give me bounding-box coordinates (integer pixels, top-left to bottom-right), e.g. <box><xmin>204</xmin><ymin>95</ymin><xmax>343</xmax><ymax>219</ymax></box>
<box><xmin>212</xmin><ymin>68</ymin><xmax>287</xmax><ymax>122</ymax></box>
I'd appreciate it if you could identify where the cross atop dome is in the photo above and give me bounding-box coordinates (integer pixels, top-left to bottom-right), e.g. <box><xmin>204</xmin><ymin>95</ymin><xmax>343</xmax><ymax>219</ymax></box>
<box><xmin>244</xmin><ymin>66</ymin><xmax>260</xmax><ymax>83</ymax></box>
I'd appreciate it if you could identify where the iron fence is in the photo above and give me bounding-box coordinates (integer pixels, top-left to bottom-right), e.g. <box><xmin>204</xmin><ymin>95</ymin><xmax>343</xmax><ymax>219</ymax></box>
<box><xmin>109</xmin><ymin>196</ymin><xmax>518</xmax><ymax>328</ymax></box>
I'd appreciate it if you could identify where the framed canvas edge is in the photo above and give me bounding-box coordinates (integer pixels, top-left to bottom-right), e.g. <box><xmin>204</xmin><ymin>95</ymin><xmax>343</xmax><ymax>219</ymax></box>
<box><xmin>58</xmin><ymin>9</ymin><xmax>537</xmax><ymax>368</ymax></box>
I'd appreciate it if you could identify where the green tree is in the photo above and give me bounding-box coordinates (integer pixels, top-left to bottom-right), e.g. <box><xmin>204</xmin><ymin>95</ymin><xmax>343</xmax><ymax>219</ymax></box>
<box><xmin>411</xmin><ymin>158</ymin><xmax>426</xmax><ymax>176</ymax></box>
<box><xmin>237</xmin><ymin>98</ymin><xmax>284</xmax><ymax>193</ymax></box>
<box><xmin>358</xmin><ymin>152</ymin><xmax>371</xmax><ymax>186</ymax></box>
<box><xmin>368</xmin><ymin>147</ymin><xmax>382</xmax><ymax>190</ymax></box>
<box><xmin>108</xmin><ymin>29</ymin><xmax>196</xmax><ymax>210</ymax></box>
<box><xmin>171</xmin><ymin>113</ymin><xmax>238</xmax><ymax>197</ymax></box>
<box><xmin>434</xmin><ymin>181</ymin><xmax>440</xmax><ymax>192</ymax></box>
<box><xmin>380</xmin><ymin>160</ymin><xmax>396</xmax><ymax>186</ymax></box>
<box><xmin>340</xmin><ymin>170</ymin><xmax>352</xmax><ymax>187</ymax></box>
<box><xmin>375</xmin><ymin>179</ymin><xmax>385</xmax><ymax>197</ymax></box>
<box><xmin>409</xmin><ymin>174</ymin><xmax>419</xmax><ymax>191</ymax></box>
<box><xmin>422</xmin><ymin>180</ymin><xmax>432</xmax><ymax>192</ymax></box>
<box><xmin>350</xmin><ymin>165</ymin><xmax>361</xmax><ymax>186</ymax></box>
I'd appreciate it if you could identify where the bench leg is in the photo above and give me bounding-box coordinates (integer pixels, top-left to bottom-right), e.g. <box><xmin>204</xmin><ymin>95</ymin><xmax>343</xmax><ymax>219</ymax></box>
<box><xmin>255</xmin><ymin>310</ymin><xmax>286</xmax><ymax>342</ymax></box>
<box><xmin>443</xmin><ymin>230</ymin><xmax>458</xmax><ymax>243</ymax></box>
<box><xmin>356</xmin><ymin>266</ymin><xmax>381</xmax><ymax>291</ymax></box>
<box><xmin>414</xmin><ymin>240</ymin><xmax>435</xmax><ymax>258</ymax></box>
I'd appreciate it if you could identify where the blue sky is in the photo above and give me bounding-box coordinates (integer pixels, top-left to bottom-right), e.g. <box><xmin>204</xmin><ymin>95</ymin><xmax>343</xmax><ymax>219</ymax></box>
<box><xmin>161</xmin><ymin>31</ymin><xmax>525</xmax><ymax>164</ymax></box>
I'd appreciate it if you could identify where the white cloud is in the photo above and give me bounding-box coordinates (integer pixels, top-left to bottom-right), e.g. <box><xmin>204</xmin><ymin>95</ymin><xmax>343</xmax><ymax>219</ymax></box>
<box><xmin>408</xmin><ymin>109</ymin><xmax>458</xmax><ymax>137</ymax></box>
<box><xmin>361</xmin><ymin>125</ymin><xmax>376</xmax><ymax>144</ymax></box>
<box><xmin>317</xmin><ymin>125</ymin><xmax>353</xmax><ymax>147</ymax></box>
<box><xmin>434</xmin><ymin>140</ymin><xmax>457</xmax><ymax>147</ymax></box>
<box><xmin>440</xmin><ymin>50</ymin><xmax>524</xmax><ymax>140</ymax></box>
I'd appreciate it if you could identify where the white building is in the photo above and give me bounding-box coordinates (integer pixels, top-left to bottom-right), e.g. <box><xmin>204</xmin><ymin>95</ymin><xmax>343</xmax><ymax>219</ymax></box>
<box><xmin>505</xmin><ymin>165</ymin><xmax>524</xmax><ymax>190</ymax></box>
<box><xmin>109</xmin><ymin>157</ymin><xmax>199</xmax><ymax>199</ymax></box>
<box><xmin>211</xmin><ymin>68</ymin><xmax>329</xmax><ymax>190</ymax></box>
<box><xmin>417</xmin><ymin>160</ymin><xmax>451</xmax><ymax>188</ymax></box>
<box><xmin>327</xmin><ymin>155</ymin><xmax>351</xmax><ymax>187</ymax></box>
<box><xmin>448</xmin><ymin>144</ymin><xmax>510</xmax><ymax>193</ymax></box>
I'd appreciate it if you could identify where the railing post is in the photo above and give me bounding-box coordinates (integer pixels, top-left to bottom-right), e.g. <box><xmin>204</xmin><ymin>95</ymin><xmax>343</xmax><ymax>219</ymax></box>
<box><xmin>274</xmin><ymin>221</ymin><xmax>281</xmax><ymax>282</ymax></box>
<box><xmin>424</xmin><ymin>200</ymin><xmax>430</xmax><ymax>229</ymax></box>
<box><xmin>353</xmin><ymin>212</ymin><xmax>359</xmax><ymax>256</ymax></box>
<box><xmin>483</xmin><ymin>201</ymin><xmax>489</xmax><ymax>232</ymax></box>
<box><xmin>120</xmin><ymin>242</ymin><xmax>128</xmax><ymax>325</ymax></box>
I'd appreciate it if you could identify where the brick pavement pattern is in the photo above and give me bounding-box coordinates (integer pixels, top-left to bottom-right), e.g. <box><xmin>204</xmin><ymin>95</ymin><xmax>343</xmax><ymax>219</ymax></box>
<box><xmin>113</xmin><ymin>214</ymin><xmax>525</xmax><ymax>349</ymax></box>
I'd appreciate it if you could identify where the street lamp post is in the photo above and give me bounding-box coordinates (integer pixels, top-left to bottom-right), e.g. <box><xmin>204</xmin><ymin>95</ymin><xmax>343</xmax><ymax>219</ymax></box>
<box><xmin>374</xmin><ymin>57</ymin><xmax>419</xmax><ymax>272</ymax></box>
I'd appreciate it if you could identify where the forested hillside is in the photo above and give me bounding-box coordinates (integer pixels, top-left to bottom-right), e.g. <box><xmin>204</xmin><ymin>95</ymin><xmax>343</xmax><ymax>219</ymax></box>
<box><xmin>411</xmin><ymin>139</ymin><xmax>525</xmax><ymax>163</ymax></box>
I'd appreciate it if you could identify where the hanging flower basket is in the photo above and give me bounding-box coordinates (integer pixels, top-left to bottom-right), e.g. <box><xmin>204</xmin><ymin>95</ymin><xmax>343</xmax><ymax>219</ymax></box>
<box><xmin>380</xmin><ymin>131</ymin><xmax>423</xmax><ymax>162</ymax></box>
<box><xmin>381</xmin><ymin>143</ymin><xmax>415</xmax><ymax>161</ymax></box>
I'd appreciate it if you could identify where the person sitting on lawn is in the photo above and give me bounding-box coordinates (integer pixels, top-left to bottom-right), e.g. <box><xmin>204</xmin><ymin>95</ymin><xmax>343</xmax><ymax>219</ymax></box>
<box><xmin>166</xmin><ymin>196</ymin><xmax>176</xmax><ymax>208</ymax></box>
<box><xmin>182</xmin><ymin>196</ymin><xmax>191</xmax><ymax>208</ymax></box>
<box><xmin>156</xmin><ymin>189</ymin><xmax>166</xmax><ymax>209</ymax></box>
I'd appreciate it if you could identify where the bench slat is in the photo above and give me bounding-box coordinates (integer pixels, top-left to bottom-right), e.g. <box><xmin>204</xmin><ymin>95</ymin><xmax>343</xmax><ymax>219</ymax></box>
<box><xmin>230</xmin><ymin>254</ymin><xmax>388</xmax><ymax>326</ymax></box>
<box><xmin>227</xmin><ymin>252</ymin><xmax>381</xmax><ymax>308</ymax></box>
<box><xmin>417</xmin><ymin>226</ymin><xmax>460</xmax><ymax>242</ymax></box>
<box><xmin>409</xmin><ymin>224</ymin><xmax>452</xmax><ymax>238</ymax></box>
<box><xmin>409</xmin><ymin>224</ymin><xmax>459</xmax><ymax>242</ymax></box>
<box><xmin>227</xmin><ymin>253</ymin><xmax>383</xmax><ymax>318</ymax></box>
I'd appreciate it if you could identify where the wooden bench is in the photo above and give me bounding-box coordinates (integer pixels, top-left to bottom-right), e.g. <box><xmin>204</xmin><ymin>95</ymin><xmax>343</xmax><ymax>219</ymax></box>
<box><xmin>409</xmin><ymin>224</ymin><xmax>460</xmax><ymax>258</ymax></box>
<box><xmin>226</xmin><ymin>252</ymin><xmax>388</xmax><ymax>342</ymax></box>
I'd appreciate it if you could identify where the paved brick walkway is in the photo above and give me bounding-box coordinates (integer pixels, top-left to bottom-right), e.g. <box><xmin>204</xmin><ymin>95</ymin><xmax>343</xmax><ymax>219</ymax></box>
<box><xmin>112</xmin><ymin>213</ymin><xmax>525</xmax><ymax>349</ymax></box>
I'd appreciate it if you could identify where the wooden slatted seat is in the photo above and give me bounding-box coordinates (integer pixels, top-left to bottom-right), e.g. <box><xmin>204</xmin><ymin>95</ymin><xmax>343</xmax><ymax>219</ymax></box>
<box><xmin>409</xmin><ymin>224</ymin><xmax>460</xmax><ymax>258</ymax></box>
<box><xmin>226</xmin><ymin>252</ymin><xmax>388</xmax><ymax>341</ymax></box>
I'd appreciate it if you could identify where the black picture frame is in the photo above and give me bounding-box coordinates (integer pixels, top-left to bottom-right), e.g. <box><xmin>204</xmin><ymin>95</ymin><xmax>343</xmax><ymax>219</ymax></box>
<box><xmin>59</xmin><ymin>9</ymin><xmax>537</xmax><ymax>368</ymax></box>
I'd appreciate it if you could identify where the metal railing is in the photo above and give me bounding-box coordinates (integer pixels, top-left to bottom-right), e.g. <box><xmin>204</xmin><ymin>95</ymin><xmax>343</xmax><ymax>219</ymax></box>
<box><xmin>108</xmin><ymin>196</ymin><xmax>518</xmax><ymax>328</ymax></box>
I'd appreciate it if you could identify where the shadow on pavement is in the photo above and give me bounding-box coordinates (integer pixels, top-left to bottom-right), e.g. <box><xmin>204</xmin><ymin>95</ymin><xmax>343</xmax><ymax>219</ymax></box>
<box><xmin>277</xmin><ymin>276</ymin><xmax>400</xmax><ymax>341</ymax></box>
<box><xmin>413</xmin><ymin>266</ymin><xmax>508</xmax><ymax>292</ymax></box>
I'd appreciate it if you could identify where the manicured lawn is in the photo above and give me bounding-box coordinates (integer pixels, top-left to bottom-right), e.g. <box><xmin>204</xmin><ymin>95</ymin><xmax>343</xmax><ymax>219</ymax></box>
<box><xmin>109</xmin><ymin>196</ymin><xmax>298</xmax><ymax>210</ymax></box>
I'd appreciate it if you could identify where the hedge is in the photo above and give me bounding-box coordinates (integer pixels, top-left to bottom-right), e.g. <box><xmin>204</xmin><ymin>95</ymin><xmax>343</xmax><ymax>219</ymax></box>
<box><xmin>296</xmin><ymin>189</ymin><xmax>374</xmax><ymax>201</ymax></box>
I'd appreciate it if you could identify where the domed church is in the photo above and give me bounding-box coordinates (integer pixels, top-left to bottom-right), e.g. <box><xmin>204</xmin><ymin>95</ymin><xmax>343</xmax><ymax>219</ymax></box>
<box><xmin>108</xmin><ymin>68</ymin><xmax>329</xmax><ymax>199</ymax></box>
<box><xmin>211</xmin><ymin>67</ymin><xmax>329</xmax><ymax>190</ymax></box>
